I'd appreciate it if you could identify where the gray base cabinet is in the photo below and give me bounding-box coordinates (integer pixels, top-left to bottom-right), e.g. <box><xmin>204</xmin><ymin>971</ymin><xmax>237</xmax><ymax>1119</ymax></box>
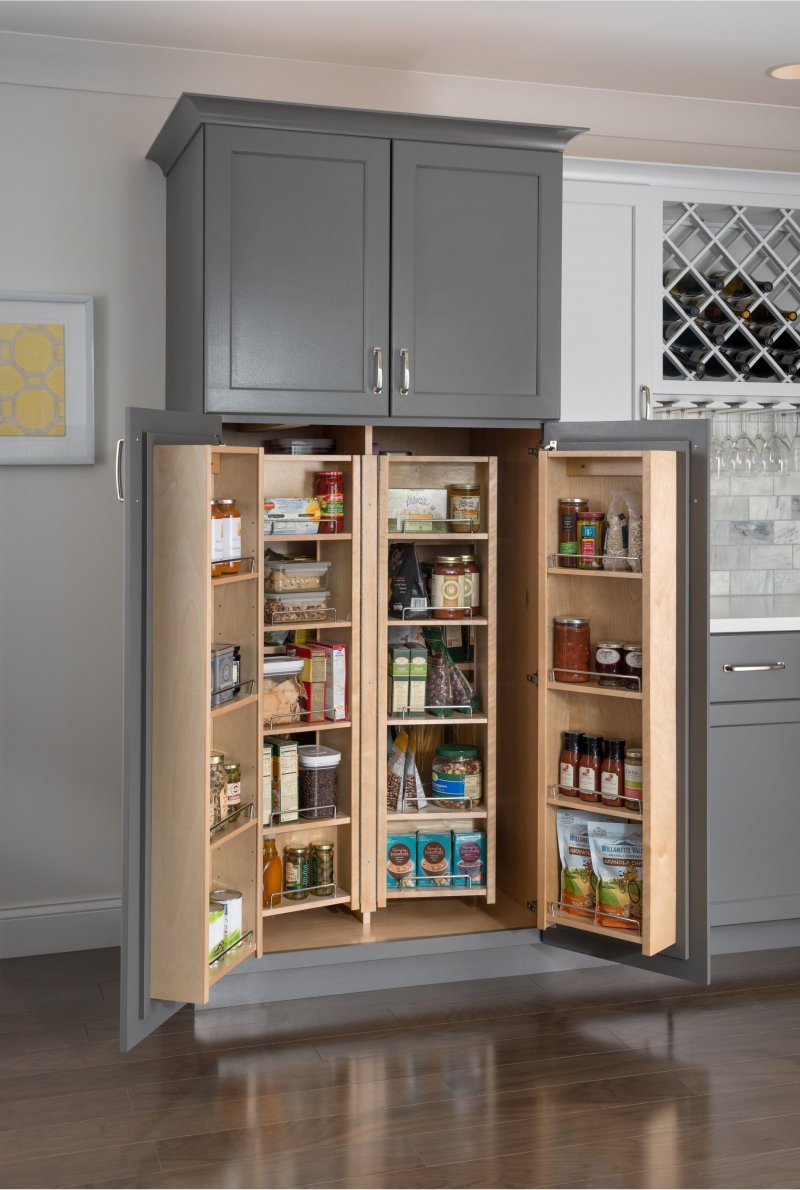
<box><xmin>709</xmin><ymin>634</ymin><xmax>800</xmax><ymax>927</ymax></box>
<box><xmin>148</xmin><ymin>95</ymin><xmax>582</xmax><ymax>426</ymax></box>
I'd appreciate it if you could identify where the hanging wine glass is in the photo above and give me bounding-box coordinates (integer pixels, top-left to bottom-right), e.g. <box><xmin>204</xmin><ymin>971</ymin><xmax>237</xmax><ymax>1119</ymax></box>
<box><xmin>751</xmin><ymin>412</ymin><xmax>768</xmax><ymax>464</ymax></box>
<box><xmin>730</xmin><ymin>412</ymin><xmax>760</xmax><ymax>474</ymax></box>
<box><xmin>720</xmin><ymin>411</ymin><xmax>736</xmax><ymax>473</ymax></box>
<box><xmin>763</xmin><ymin>420</ymin><xmax>792</xmax><ymax>474</ymax></box>
<box><xmin>787</xmin><ymin>410</ymin><xmax>800</xmax><ymax>473</ymax></box>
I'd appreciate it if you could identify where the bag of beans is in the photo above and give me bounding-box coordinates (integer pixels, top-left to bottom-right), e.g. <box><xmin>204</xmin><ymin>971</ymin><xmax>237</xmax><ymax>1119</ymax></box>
<box><xmin>556</xmin><ymin>811</ymin><xmax>597</xmax><ymax>919</ymax></box>
<box><xmin>604</xmin><ymin>491</ymin><xmax>629</xmax><ymax>572</ymax></box>
<box><xmin>587</xmin><ymin>821</ymin><xmax>643</xmax><ymax>931</ymax></box>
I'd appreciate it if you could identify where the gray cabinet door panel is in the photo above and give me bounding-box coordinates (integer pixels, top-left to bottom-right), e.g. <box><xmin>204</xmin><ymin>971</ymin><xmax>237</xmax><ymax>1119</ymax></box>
<box><xmin>391</xmin><ymin>140</ymin><xmax>561</xmax><ymax>422</ymax></box>
<box><xmin>709</xmin><ymin>707</ymin><xmax>800</xmax><ymax>926</ymax></box>
<box><xmin>206</xmin><ymin>126</ymin><xmax>390</xmax><ymax>418</ymax></box>
<box><xmin>710</xmin><ymin>632</ymin><xmax>800</xmax><ymax>702</ymax></box>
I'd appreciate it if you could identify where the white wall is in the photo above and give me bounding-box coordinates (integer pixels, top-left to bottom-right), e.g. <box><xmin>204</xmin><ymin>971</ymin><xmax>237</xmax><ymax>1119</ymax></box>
<box><xmin>2</xmin><ymin>31</ymin><xmax>799</xmax><ymax>957</ymax></box>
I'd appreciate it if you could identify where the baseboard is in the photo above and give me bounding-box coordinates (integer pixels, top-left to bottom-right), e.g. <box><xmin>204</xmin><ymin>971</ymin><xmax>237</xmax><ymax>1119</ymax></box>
<box><xmin>0</xmin><ymin>897</ymin><xmax>121</xmax><ymax>958</ymax></box>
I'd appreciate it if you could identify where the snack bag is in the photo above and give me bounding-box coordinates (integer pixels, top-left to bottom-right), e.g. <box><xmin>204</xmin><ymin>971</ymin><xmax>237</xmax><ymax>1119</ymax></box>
<box><xmin>604</xmin><ymin>490</ymin><xmax>629</xmax><ymax>572</ymax></box>
<box><xmin>588</xmin><ymin>821</ymin><xmax>643</xmax><ymax>930</ymax></box>
<box><xmin>387</xmin><ymin>729</ymin><xmax>408</xmax><ymax>812</ymax></box>
<box><xmin>625</xmin><ymin>492</ymin><xmax>643</xmax><ymax>573</ymax></box>
<box><xmin>556</xmin><ymin>811</ymin><xmax>596</xmax><ymax>919</ymax></box>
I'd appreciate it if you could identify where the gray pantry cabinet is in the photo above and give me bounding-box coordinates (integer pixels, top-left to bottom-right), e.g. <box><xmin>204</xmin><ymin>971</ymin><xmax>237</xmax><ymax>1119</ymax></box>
<box><xmin>709</xmin><ymin>633</ymin><xmax>800</xmax><ymax>930</ymax></box>
<box><xmin>147</xmin><ymin>95</ymin><xmax>581</xmax><ymax>426</ymax></box>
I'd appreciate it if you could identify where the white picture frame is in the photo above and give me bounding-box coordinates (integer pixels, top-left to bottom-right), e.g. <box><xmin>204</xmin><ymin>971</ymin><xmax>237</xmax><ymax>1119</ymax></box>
<box><xmin>0</xmin><ymin>292</ymin><xmax>94</xmax><ymax>465</ymax></box>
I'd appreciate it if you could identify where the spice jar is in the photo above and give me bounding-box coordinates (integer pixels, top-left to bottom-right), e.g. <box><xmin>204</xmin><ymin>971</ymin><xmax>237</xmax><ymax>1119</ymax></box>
<box><xmin>262</xmin><ymin>835</ymin><xmax>282</xmax><ymax>909</ymax></box>
<box><xmin>284</xmin><ymin>845</ymin><xmax>311</xmax><ymax>900</ymax></box>
<box><xmin>223</xmin><ymin>761</ymin><xmax>242</xmax><ymax>820</ymax></box>
<box><xmin>460</xmin><ymin>554</ymin><xmax>481</xmax><ymax>611</ymax></box>
<box><xmin>432</xmin><ymin>556</ymin><xmax>467</xmax><ymax>620</ymax></box>
<box><xmin>426</xmin><ymin>653</ymin><xmax>452</xmax><ymax>716</ymax></box>
<box><xmin>448</xmin><ymin>484</ymin><xmax>481</xmax><ymax>532</ymax></box>
<box><xmin>559</xmin><ymin>731</ymin><xmax>583</xmax><ymax>794</ymax></box>
<box><xmin>600</xmin><ymin>739</ymin><xmax>625</xmax><ymax>807</ymax></box>
<box><xmin>578</xmin><ymin>734</ymin><xmax>604</xmax><ymax>802</ymax></box>
<box><xmin>623</xmin><ymin>747</ymin><xmax>643</xmax><ymax>811</ymax></box>
<box><xmin>558</xmin><ymin>498</ymin><xmax>587</xmax><ymax>568</ymax></box>
<box><xmin>315</xmin><ymin>471</ymin><xmax>344</xmax><ymax>534</ymax></box>
<box><xmin>311</xmin><ymin>842</ymin><xmax>335</xmax><ymax>897</ymax></box>
<box><xmin>431</xmin><ymin>744</ymin><xmax>482</xmax><ymax>807</ymax></box>
<box><xmin>210</xmin><ymin>499</ymin><xmax>242</xmax><ymax>577</ymax></box>
<box><xmin>298</xmin><ymin>744</ymin><xmax>340</xmax><ymax>819</ymax></box>
<box><xmin>553</xmin><ymin>616</ymin><xmax>590</xmax><ymax>683</ymax></box>
<box><xmin>209</xmin><ymin>751</ymin><xmax>226</xmax><ymax>828</ymax></box>
<box><xmin>595</xmin><ymin>641</ymin><xmax>626</xmax><ymax>688</ymax></box>
<box><xmin>577</xmin><ymin>510</ymin><xmax>605</xmax><ymax>570</ymax></box>
<box><xmin>623</xmin><ymin>644</ymin><xmax>643</xmax><ymax>691</ymax></box>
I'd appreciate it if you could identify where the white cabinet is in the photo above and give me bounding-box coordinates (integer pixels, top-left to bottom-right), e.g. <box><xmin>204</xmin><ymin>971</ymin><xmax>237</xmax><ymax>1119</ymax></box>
<box><xmin>562</xmin><ymin>160</ymin><xmax>800</xmax><ymax>417</ymax></box>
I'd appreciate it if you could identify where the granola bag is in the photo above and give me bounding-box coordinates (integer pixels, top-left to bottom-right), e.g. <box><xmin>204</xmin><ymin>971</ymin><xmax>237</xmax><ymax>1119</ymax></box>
<box><xmin>588</xmin><ymin>821</ymin><xmax>643</xmax><ymax>931</ymax></box>
<box><xmin>556</xmin><ymin>811</ymin><xmax>596</xmax><ymax>919</ymax></box>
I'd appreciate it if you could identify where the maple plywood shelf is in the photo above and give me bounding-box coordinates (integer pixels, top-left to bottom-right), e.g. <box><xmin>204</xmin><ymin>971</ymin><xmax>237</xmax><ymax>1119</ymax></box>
<box><xmin>263</xmin><ymin>719</ymin><xmax>352</xmax><ymax>735</ymax></box>
<box><xmin>210</xmin><ymin>815</ymin><xmax>259</xmax><ymax>851</ymax></box>
<box><xmin>546</xmin><ymin>791</ymin><xmax>643</xmax><ymax>822</ymax></box>
<box><xmin>390</xmin><ymin>617</ymin><xmax>489</xmax><ymax>628</ymax></box>
<box><xmin>546</xmin><ymin>681</ymin><xmax>642</xmax><ymax>702</ymax></box>
<box><xmin>208</xmin><ymin>938</ymin><xmax>257</xmax><ymax>986</ymax></box>
<box><xmin>546</xmin><ymin>568</ymin><xmax>642</xmax><ymax>580</ymax></box>
<box><xmin>546</xmin><ymin>910</ymin><xmax>643</xmax><ymax>947</ymax></box>
<box><xmin>388</xmin><ymin>808</ymin><xmax>488</xmax><ymax>821</ymax></box>
<box><xmin>388</xmin><ymin>532</ymin><xmax>490</xmax><ymax>542</ymax></box>
<box><xmin>386</xmin><ymin>713</ymin><xmax>488</xmax><ymax>726</ymax></box>
<box><xmin>266</xmin><ymin>815</ymin><xmax>352</xmax><ymax>836</ymax></box>
<box><xmin>264</xmin><ymin>533</ymin><xmax>353</xmax><ymax>543</ymax></box>
<box><xmin>263</xmin><ymin>888</ymin><xmax>351</xmax><ymax>916</ymax></box>
<box><xmin>212</xmin><ymin>571</ymin><xmax>259</xmax><ymax>587</ymax></box>
<box><xmin>386</xmin><ymin>888</ymin><xmax>488</xmax><ymax>900</ymax></box>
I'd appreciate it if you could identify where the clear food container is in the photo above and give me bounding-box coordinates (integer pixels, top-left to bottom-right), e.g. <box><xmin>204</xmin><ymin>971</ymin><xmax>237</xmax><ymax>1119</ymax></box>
<box><xmin>264</xmin><ymin>560</ymin><xmax>332</xmax><ymax>592</ymax></box>
<box><xmin>298</xmin><ymin>744</ymin><xmax>341</xmax><ymax>820</ymax></box>
<box><xmin>264</xmin><ymin>590</ymin><xmax>331</xmax><ymax>624</ymax></box>
<box><xmin>262</xmin><ymin>656</ymin><xmax>304</xmax><ymax>726</ymax></box>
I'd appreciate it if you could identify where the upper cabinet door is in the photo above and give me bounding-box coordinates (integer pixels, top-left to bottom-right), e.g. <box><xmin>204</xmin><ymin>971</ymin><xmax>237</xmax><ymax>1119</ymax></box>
<box><xmin>391</xmin><ymin>140</ymin><xmax>562</xmax><ymax>423</ymax></box>
<box><xmin>205</xmin><ymin>126</ymin><xmax>391</xmax><ymax>419</ymax></box>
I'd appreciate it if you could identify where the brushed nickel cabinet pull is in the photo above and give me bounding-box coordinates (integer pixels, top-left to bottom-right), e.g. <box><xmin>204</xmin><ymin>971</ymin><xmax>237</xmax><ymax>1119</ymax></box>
<box><xmin>372</xmin><ymin>347</ymin><xmax>383</xmax><ymax>395</ymax></box>
<box><xmin>399</xmin><ymin>348</ymin><xmax>410</xmax><ymax>396</ymax></box>
<box><xmin>640</xmin><ymin>383</ymin><xmax>652</xmax><ymax>421</ymax></box>
<box><xmin>723</xmin><ymin>662</ymin><xmax>785</xmax><ymax>672</ymax></box>
<box><xmin>115</xmin><ymin>438</ymin><xmax>124</xmax><ymax>502</ymax></box>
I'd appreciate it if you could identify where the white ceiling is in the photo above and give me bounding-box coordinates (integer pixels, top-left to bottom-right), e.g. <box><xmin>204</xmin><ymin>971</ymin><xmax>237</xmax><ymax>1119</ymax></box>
<box><xmin>1</xmin><ymin>0</ymin><xmax>800</xmax><ymax>108</ymax></box>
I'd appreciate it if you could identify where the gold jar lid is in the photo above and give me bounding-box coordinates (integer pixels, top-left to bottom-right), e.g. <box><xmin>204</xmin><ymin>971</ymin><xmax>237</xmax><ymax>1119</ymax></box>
<box><xmin>435</xmin><ymin>555</ymin><xmax>465</xmax><ymax>564</ymax></box>
<box><xmin>210</xmin><ymin>751</ymin><xmax>225</xmax><ymax>765</ymax></box>
<box><xmin>449</xmin><ymin>484</ymin><xmax>479</xmax><ymax>494</ymax></box>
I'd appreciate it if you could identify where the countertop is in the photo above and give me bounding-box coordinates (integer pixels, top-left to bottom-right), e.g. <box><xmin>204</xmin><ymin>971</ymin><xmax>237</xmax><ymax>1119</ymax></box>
<box><xmin>710</xmin><ymin>596</ymin><xmax>800</xmax><ymax>633</ymax></box>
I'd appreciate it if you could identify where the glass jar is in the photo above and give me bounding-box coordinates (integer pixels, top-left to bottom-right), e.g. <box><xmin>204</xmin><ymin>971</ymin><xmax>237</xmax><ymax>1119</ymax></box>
<box><xmin>210</xmin><ymin>499</ymin><xmax>242</xmax><ymax>577</ymax></box>
<box><xmin>262</xmin><ymin>835</ymin><xmax>282</xmax><ymax>909</ymax></box>
<box><xmin>460</xmin><ymin>554</ymin><xmax>480</xmax><ymax>611</ymax></box>
<box><xmin>624</xmin><ymin>747</ymin><xmax>643</xmax><ymax>811</ymax></box>
<box><xmin>209</xmin><ymin>751</ymin><xmax>226</xmax><ymax>828</ymax></box>
<box><xmin>578</xmin><ymin>734</ymin><xmax>604</xmax><ymax>802</ymax></box>
<box><xmin>559</xmin><ymin>731</ymin><xmax>583</xmax><ymax>795</ymax></box>
<box><xmin>600</xmin><ymin>739</ymin><xmax>625</xmax><ymax>807</ymax></box>
<box><xmin>558</xmin><ymin>497</ymin><xmax>587</xmax><ymax>568</ymax></box>
<box><xmin>315</xmin><ymin>470</ymin><xmax>344</xmax><ymax>534</ymax></box>
<box><xmin>298</xmin><ymin>744</ymin><xmax>341</xmax><ymax>819</ymax></box>
<box><xmin>577</xmin><ymin>510</ymin><xmax>605</xmax><ymax>571</ymax></box>
<box><xmin>223</xmin><ymin>761</ymin><xmax>242</xmax><ymax>821</ymax></box>
<box><xmin>431</xmin><ymin>744</ymin><xmax>482</xmax><ymax>808</ymax></box>
<box><xmin>595</xmin><ymin>641</ymin><xmax>626</xmax><ymax>688</ymax></box>
<box><xmin>311</xmin><ymin>842</ymin><xmax>335</xmax><ymax>897</ymax></box>
<box><xmin>623</xmin><ymin>644</ymin><xmax>643</xmax><ymax>691</ymax></box>
<box><xmin>284</xmin><ymin>845</ymin><xmax>311</xmax><ymax>900</ymax></box>
<box><xmin>432</xmin><ymin>556</ymin><xmax>467</xmax><ymax>620</ymax></box>
<box><xmin>553</xmin><ymin>616</ymin><xmax>590</xmax><ymax>683</ymax></box>
<box><xmin>448</xmin><ymin>484</ymin><xmax>481</xmax><ymax>532</ymax></box>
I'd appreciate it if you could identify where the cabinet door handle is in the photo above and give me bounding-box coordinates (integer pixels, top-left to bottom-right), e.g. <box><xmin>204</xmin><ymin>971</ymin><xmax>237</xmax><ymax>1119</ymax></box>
<box><xmin>399</xmin><ymin>348</ymin><xmax>410</xmax><ymax>396</ymax></box>
<box><xmin>723</xmin><ymin>662</ymin><xmax>785</xmax><ymax>672</ymax></box>
<box><xmin>115</xmin><ymin>438</ymin><xmax>124</xmax><ymax>502</ymax></box>
<box><xmin>372</xmin><ymin>347</ymin><xmax>383</xmax><ymax>395</ymax></box>
<box><xmin>640</xmin><ymin>383</ymin><xmax>652</xmax><ymax>421</ymax></box>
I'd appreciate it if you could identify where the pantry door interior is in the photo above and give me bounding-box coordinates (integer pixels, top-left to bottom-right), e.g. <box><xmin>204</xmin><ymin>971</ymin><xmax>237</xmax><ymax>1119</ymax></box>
<box><xmin>536</xmin><ymin>419</ymin><xmax>709</xmax><ymax>984</ymax></box>
<box><xmin>121</xmin><ymin>407</ymin><xmax>222</xmax><ymax>1052</ymax></box>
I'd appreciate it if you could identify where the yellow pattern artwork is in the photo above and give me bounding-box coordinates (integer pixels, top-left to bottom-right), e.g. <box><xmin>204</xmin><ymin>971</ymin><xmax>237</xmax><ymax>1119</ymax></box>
<box><xmin>0</xmin><ymin>323</ymin><xmax>66</xmax><ymax>437</ymax></box>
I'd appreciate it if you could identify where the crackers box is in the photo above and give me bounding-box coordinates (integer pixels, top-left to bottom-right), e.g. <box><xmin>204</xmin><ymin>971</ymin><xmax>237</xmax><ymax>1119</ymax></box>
<box><xmin>387</xmin><ymin>488</ymin><xmax>448</xmax><ymax>533</ymax></box>
<box><xmin>386</xmin><ymin>833</ymin><xmax>417</xmax><ymax>890</ymax></box>
<box><xmin>301</xmin><ymin>679</ymin><xmax>326</xmax><ymax>724</ymax></box>
<box><xmin>288</xmin><ymin>643</ymin><xmax>327</xmax><ymax>684</ymax></box>
<box><xmin>417</xmin><ymin>831</ymin><xmax>453</xmax><ymax>888</ymax></box>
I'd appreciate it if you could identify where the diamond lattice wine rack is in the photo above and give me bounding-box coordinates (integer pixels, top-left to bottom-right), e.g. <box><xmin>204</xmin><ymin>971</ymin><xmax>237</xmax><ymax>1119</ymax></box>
<box><xmin>663</xmin><ymin>202</ymin><xmax>800</xmax><ymax>388</ymax></box>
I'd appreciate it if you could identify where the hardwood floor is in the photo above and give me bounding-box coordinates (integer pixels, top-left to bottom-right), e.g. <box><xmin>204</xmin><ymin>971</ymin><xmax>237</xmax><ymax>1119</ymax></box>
<box><xmin>1</xmin><ymin>947</ymin><xmax>800</xmax><ymax>1187</ymax></box>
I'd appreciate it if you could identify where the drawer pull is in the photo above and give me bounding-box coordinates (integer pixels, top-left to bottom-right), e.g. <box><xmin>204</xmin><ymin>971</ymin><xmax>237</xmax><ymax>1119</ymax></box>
<box><xmin>723</xmin><ymin>662</ymin><xmax>785</xmax><ymax>673</ymax></box>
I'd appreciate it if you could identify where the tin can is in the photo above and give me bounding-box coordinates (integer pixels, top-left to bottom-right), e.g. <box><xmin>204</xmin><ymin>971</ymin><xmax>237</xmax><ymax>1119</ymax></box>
<box><xmin>208</xmin><ymin>888</ymin><xmax>243</xmax><ymax>963</ymax></box>
<box><xmin>577</xmin><ymin>511</ymin><xmax>605</xmax><ymax>570</ymax></box>
<box><xmin>312</xmin><ymin>842</ymin><xmax>335</xmax><ymax>896</ymax></box>
<box><xmin>284</xmin><ymin>845</ymin><xmax>310</xmax><ymax>900</ymax></box>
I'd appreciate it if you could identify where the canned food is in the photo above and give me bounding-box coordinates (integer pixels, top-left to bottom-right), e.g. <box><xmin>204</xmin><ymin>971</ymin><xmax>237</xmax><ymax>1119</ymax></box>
<box><xmin>208</xmin><ymin>888</ymin><xmax>243</xmax><ymax>963</ymax></box>
<box><xmin>311</xmin><ymin>842</ymin><xmax>335</xmax><ymax>896</ymax></box>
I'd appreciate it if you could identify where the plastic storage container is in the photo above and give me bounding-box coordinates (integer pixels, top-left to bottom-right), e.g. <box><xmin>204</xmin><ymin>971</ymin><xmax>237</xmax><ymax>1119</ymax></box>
<box><xmin>264</xmin><ymin>589</ymin><xmax>331</xmax><ymax>623</ymax></box>
<box><xmin>262</xmin><ymin>656</ymin><xmax>304</xmax><ymax>726</ymax></box>
<box><xmin>263</xmin><ymin>560</ymin><xmax>332</xmax><ymax>592</ymax></box>
<box><xmin>268</xmin><ymin>438</ymin><xmax>335</xmax><ymax>455</ymax></box>
<box><xmin>298</xmin><ymin>744</ymin><xmax>341</xmax><ymax>820</ymax></box>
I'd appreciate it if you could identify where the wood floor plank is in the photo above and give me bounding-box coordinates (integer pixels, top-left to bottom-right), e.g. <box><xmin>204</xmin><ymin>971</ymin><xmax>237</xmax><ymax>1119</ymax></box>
<box><xmin>0</xmin><ymin>1140</ymin><xmax>160</xmax><ymax>1190</ymax></box>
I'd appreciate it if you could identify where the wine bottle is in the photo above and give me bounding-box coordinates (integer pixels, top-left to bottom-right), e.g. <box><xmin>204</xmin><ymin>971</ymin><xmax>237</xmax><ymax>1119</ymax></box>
<box><xmin>742</xmin><ymin>356</ymin><xmax>780</xmax><ymax>380</ymax></box>
<box><xmin>717</xmin><ymin>344</ymin><xmax>760</xmax><ymax>366</ymax></box>
<box><xmin>707</xmin><ymin>273</ymin><xmax>774</xmax><ymax>295</ymax></box>
<box><xmin>742</xmin><ymin>306</ymin><xmax>798</xmax><ymax>323</ymax></box>
<box><xmin>664</xmin><ymin>272</ymin><xmax>709</xmax><ymax>311</ymax></box>
<box><xmin>671</xmin><ymin>343</ymin><xmax>708</xmax><ymax>366</ymax></box>
<box><xmin>769</xmin><ymin>346</ymin><xmax>800</xmax><ymax>367</ymax></box>
<box><xmin>715</xmin><ymin>276</ymin><xmax>774</xmax><ymax>313</ymax></box>
<box><xmin>664</xmin><ymin>318</ymin><xmax>690</xmax><ymax>340</ymax></box>
<box><xmin>695</xmin><ymin>317</ymin><xmax>737</xmax><ymax>340</ymax></box>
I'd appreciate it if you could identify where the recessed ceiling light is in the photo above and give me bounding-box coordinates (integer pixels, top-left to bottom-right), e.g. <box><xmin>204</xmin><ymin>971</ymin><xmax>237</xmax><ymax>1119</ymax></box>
<box><xmin>767</xmin><ymin>64</ymin><xmax>800</xmax><ymax>80</ymax></box>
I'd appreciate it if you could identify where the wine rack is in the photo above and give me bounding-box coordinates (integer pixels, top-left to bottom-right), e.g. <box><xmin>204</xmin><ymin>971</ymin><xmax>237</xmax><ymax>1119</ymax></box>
<box><xmin>663</xmin><ymin>201</ymin><xmax>800</xmax><ymax>386</ymax></box>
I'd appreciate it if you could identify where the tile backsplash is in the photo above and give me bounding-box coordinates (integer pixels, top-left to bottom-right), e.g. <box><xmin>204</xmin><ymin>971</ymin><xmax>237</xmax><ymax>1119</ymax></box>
<box><xmin>711</xmin><ymin>471</ymin><xmax>800</xmax><ymax>595</ymax></box>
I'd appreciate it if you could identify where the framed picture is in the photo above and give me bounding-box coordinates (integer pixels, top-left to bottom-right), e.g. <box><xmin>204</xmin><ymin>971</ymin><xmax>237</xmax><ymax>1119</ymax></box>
<box><xmin>0</xmin><ymin>293</ymin><xmax>94</xmax><ymax>465</ymax></box>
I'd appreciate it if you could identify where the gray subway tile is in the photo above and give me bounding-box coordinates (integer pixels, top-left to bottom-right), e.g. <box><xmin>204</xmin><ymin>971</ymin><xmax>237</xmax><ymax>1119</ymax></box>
<box><xmin>712</xmin><ymin>497</ymin><xmax>749</xmax><ymax>520</ymax></box>
<box><xmin>773</xmin><ymin>521</ymin><xmax>800</xmax><ymax>545</ymax></box>
<box><xmin>730</xmin><ymin>569</ymin><xmax>774</xmax><ymax>595</ymax></box>
<box><xmin>774</xmin><ymin>569</ymin><xmax>800</xmax><ymax>594</ymax></box>
<box><xmin>710</xmin><ymin>522</ymin><xmax>730</xmax><ymax>544</ymax></box>
<box><xmin>710</xmin><ymin>545</ymin><xmax>749</xmax><ymax>570</ymax></box>
<box><xmin>748</xmin><ymin>545</ymin><xmax>794</xmax><ymax>569</ymax></box>
<box><xmin>710</xmin><ymin>475</ymin><xmax>731</xmax><ymax>496</ymax></box>
<box><xmin>749</xmin><ymin>496</ymin><xmax>798</xmax><ymax>520</ymax></box>
<box><xmin>710</xmin><ymin>571</ymin><xmax>731</xmax><ymax>596</ymax></box>
<box><xmin>729</xmin><ymin>475</ymin><xmax>775</xmax><ymax>495</ymax></box>
<box><xmin>729</xmin><ymin>521</ymin><xmax>773</xmax><ymax>544</ymax></box>
<box><xmin>773</xmin><ymin>474</ymin><xmax>800</xmax><ymax>495</ymax></box>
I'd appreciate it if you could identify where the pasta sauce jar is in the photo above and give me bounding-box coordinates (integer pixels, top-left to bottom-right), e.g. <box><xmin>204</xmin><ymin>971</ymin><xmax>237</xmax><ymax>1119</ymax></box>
<box><xmin>314</xmin><ymin>471</ymin><xmax>344</xmax><ymax>534</ymax></box>
<box><xmin>553</xmin><ymin>616</ymin><xmax>590</xmax><ymax>683</ymax></box>
<box><xmin>432</xmin><ymin>556</ymin><xmax>467</xmax><ymax>619</ymax></box>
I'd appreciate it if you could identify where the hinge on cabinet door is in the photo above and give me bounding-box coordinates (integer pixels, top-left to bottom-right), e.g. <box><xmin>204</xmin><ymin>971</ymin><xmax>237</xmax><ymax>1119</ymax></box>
<box><xmin>527</xmin><ymin>672</ymin><xmax>538</xmax><ymax>686</ymax></box>
<box><xmin>529</xmin><ymin>440</ymin><xmax>558</xmax><ymax>456</ymax></box>
<box><xmin>527</xmin><ymin>900</ymin><xmax>537</xmax><ymax>914</ymax></box>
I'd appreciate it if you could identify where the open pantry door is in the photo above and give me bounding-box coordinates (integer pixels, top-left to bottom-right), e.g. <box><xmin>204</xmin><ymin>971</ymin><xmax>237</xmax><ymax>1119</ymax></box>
<box><xmin>537</xmin><ymin>417</ymin><xmax>709</xmax><ymax>984</ymax></box>
<box><xmin>121</xmin><ymin>407</ymin><xmax>222</xmax><ymax>1051</ymax></box>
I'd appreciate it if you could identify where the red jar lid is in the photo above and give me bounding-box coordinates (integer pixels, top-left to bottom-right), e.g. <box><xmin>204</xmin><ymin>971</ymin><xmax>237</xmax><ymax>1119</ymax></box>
<box><xmin>315</xmin><ymin>471</ymin><xmax>343</xmax><ymax>478</ymax></box>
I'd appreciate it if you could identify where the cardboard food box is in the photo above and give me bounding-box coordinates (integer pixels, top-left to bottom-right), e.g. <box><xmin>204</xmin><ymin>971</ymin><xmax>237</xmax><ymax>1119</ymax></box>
<box><xmin>263</xmin><ymin>496</ymin><xmax>321</xmax><ymax>535</ymax></box>
<box><xmin>316</xmin><ymin>639</ymin><xmax>348</xmax><ymax>721</ymax></box>
<box><xmin>387</xmin><ymin>644</ymin><xmax>410</xmax><ymax>715</ymax></box>
<box><xmin>407</xmin><ymin>644</ymin><xmax>428</xmax><ymax>712</ymax></box>
<box><xmin>452</xmin><ymin>830</ymin><xmax>486</xmax><ymax>888</ymax></box>
<box><xmin>417</xmin><ymin>831</ymin><xmax>453</xmax><ymax>888</ymax></box>
<box><xmin>387</xmin><ymin>488</ymin><xmax>448</xmax><ymax>533</ymax></box>
<box><xmin>301</xmin><ymin>679</ymin><xmax>326</xmax><ymax>724</ymax></box>
<box><xmin>263</xmin><ymin>736</ymin><xmax>299</xmax><ymax>825</ymax></box>
<box><xmin>386</xmin><ymin>833</ymin><xmax>417</xmax><ymax>890</ymax></box>
<box><xmin>288</xmin><ymin>643</ymin><xmax>327</xmax><ymax>684</ymax></box>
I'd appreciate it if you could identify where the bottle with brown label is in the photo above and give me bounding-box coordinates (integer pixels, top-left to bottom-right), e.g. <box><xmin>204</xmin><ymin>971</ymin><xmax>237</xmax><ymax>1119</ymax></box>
<box><xmin>432</xmin><ymin>556</ymin><xmax>467</xmax><ymax>620</ymax></box>
<box><xmin>559</xmin><ymin>731</ymin><xmax>583</xmax><ymax>795</ymax></box>
<box><xmin>600</xmin><ymin>739</ymin><xmax>625</xmax><ymax>807</ymax></box>
<box><xmin>578</xmin><ymin>734</ymin><xmax>603</xmax><ymax>802</ymax></box>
